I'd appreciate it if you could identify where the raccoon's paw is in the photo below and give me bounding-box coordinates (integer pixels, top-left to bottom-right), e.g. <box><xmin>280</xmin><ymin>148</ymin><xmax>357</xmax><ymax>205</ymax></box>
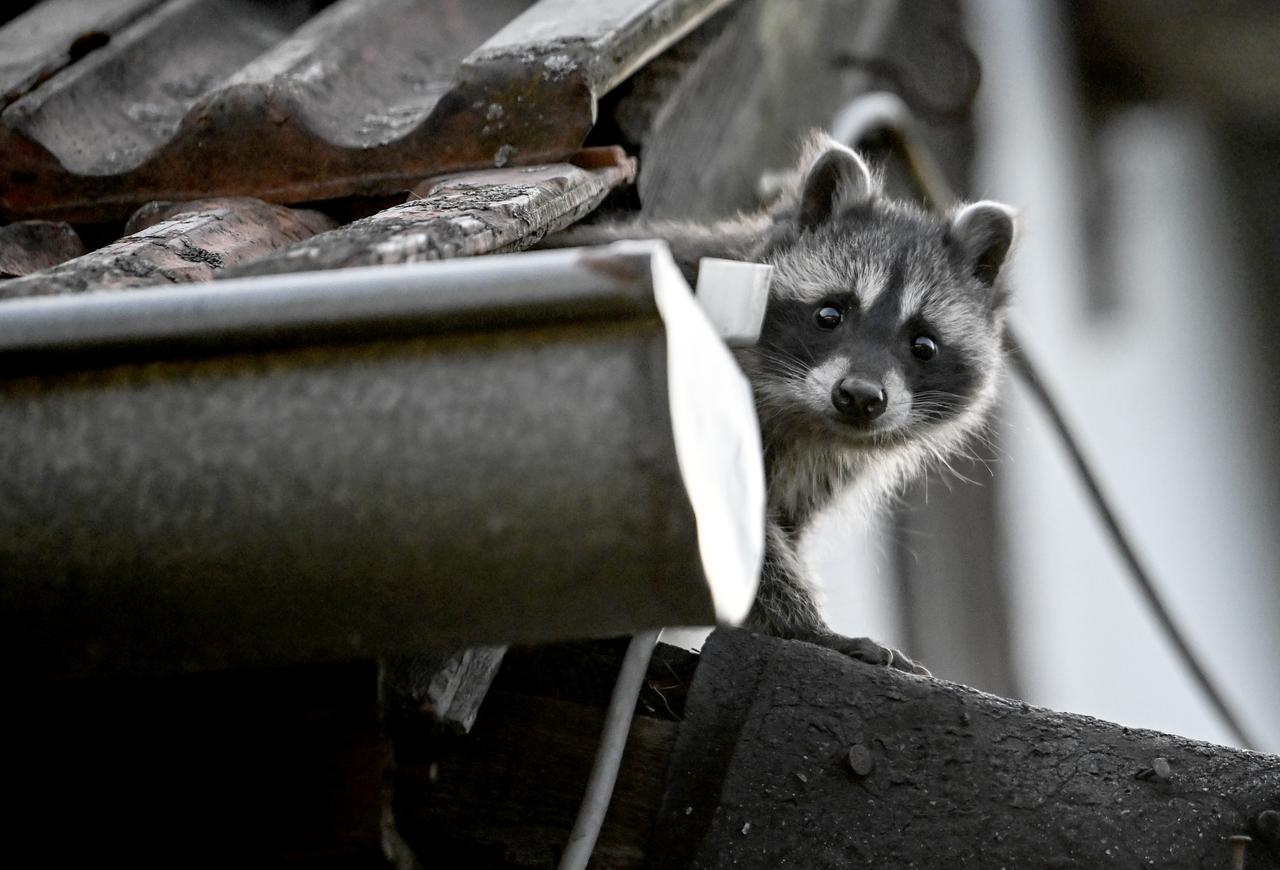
<box><xmin>811</xmin><ymin>634</ymin><xmax>931</xmax><ymax>676</ymax></box>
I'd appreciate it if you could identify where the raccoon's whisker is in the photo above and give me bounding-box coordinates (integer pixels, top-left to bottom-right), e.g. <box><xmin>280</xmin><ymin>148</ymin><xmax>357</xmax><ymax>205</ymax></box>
<box><xmin>754</xmin><ymin>350</ymin><xmax>817</xmax><ymax>381</ymax></box>
<box><xmin>927</xmin><ymin>445</ymin><xmax>979</xmax><ymax>488</ymax></box>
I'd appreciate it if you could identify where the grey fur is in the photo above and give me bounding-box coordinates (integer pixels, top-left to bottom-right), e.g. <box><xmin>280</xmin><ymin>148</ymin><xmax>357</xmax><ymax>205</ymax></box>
<box><xmin>544</xmin><ymin>135</ymin><xmax>1016</xmax><ymax>673</ymax></box>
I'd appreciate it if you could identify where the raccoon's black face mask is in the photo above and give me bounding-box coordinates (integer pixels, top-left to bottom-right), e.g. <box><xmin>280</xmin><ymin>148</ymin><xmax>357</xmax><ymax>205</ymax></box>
<box><xmin>745</xmin><ymin>144</ymin><xmax>1016</xmax><ymax>448</ymax></box>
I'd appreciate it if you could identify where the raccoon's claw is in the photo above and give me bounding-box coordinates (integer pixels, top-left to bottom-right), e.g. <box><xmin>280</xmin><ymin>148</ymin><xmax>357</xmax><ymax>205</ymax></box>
<box><xmin>885</xmin><ymin>646</ymin><xmax>931</xmax><ymax>677</ymax></box>
<box><xmin>809</xmin><ymin>633</ymin><xmax>931</xmax><ymax>677</ymax></box>
<box><xmin>826</xmin><ymin>635</ymin><xmax>892</xmax><ymax>666</ymax></box>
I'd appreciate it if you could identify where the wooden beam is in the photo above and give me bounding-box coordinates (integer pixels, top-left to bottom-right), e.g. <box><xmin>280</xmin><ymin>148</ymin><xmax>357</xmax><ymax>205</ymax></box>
<box><xmin>655</xmin><ymin>629</ymin><xmax>1280</xmax><ymax>868</ymax></box>
<box><xmin>384</xmin><ymin>640</ymin><xmax>699</xmax><ymax>869</ymax></box>
<box><xmin>223</xmin><ymin>151</ymin><xmax>636</xmax><ymax>277</ymax></box>
<box><xmin>381</xmin><ymin>646</ymin><xmax>509</xmax><ymax>735</ymax></box>
<box><xmin>389</xmin><ymin>689</ymin><xmax>675</xmax><ymax>869</ymax></box>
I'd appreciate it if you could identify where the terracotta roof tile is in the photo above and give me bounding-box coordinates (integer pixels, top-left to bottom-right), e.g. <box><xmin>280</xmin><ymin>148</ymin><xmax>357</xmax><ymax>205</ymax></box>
<box><xmin>0</xmin><ymin>0</ymin><xmax>728</xmax><ymax>222</ymax></box>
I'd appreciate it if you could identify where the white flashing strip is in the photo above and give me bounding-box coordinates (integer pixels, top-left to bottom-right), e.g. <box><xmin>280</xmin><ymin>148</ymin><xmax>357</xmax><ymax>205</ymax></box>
<box><xmin>641</xmin><ymin>242</ymin><xmax>765</xmax><ymax>626</ymax></box>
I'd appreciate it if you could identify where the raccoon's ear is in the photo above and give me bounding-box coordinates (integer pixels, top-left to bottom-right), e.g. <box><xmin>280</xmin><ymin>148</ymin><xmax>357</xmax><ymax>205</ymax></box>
<box><xmin>948</xmin><ymin>201</ymin><xmax>1016</xmax><ymax>286</ymax></box>
<box><xmin>798</xmin><ymin>146</ymin><xmax>876</xmax><ymax>231</ymax></box>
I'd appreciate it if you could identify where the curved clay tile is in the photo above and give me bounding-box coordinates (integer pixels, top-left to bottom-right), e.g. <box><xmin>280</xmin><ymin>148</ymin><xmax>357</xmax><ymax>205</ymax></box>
<box><xmin>0</xmin><ymin>0</ymin><xmax>729</xmax><ymax>222</ymax></box>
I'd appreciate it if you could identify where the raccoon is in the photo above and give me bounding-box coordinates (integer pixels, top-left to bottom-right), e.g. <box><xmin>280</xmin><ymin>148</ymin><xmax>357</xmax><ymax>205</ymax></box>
<box><xmin>547</xmin><ymin>135</ymin><xmax>1016</xmax><ymax>674</ymax></box>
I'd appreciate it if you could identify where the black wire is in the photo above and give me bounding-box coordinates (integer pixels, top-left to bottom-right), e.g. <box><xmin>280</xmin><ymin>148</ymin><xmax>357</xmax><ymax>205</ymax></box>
<box><xmin>1004</xmin><ymin>328</ymin><xmax>1260</xmax><ymax>752</ymax></box>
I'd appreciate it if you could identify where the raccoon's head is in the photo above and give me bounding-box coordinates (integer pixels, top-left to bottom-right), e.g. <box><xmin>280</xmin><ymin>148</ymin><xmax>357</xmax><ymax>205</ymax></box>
<box><xmin>746</xmin><ymin>140</ymin><xmax>1016</xmax><ymax>454</ymax></box>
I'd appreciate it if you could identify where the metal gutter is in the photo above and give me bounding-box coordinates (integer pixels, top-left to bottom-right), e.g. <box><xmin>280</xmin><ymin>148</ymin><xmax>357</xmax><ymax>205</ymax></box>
<box><xmin>0</xmin><ymin>242</ymin><xmax>764</xmax><ymax>678</ymax></box>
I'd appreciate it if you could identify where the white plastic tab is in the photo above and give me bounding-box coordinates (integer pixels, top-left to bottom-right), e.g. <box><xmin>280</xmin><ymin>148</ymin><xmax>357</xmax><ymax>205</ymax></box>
<box><xmin>694</xmin><ymin>258</ymin><xmax>772</xmax><ymax>347</ymax></box>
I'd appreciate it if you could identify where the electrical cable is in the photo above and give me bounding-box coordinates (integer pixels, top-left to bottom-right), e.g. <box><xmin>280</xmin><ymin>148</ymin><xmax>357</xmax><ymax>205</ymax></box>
<box><xmin>558</xmin><ymin>629</ymin><xmax>662</xmax><ymax>870</ymax></box>
<box><xmin>1003</xmin><ymin>335</ymin><xmax>1260</xmax><ymax>751</ymax></box>
<box><xmin>833</xmin><ymin>91</ymin><xmax>1260</xmax><ymax>752</ymax></box>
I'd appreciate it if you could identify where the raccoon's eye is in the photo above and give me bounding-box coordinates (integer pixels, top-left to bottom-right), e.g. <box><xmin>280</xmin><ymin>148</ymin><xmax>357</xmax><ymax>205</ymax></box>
<box><xmin>814</xmin><ymin>306</ymin><xmax>843</xmax><ymax>329</ymax></box>
<box><xmin>911</xmin><ymin>335</ymin><xmax>938</xmax><ymax>360</ymax></box>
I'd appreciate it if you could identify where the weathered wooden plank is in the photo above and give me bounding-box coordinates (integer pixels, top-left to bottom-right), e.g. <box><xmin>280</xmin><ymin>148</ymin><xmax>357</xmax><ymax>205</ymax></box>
<box><xmin>0</xmin><ymin>0</ymin><xmax>164</xmax><ymax>107</ymax></box>
<box><xmin>0</xmin><ymin>0</ymin><xmax>727</xmax><ymax>222</ymax></box>
<box><xmin>654</xmin><ymin>629</ymin><xmax>1280</xmax><ymax>869</ymax></box>
<box><xmin>0</xmin><ymin>219</ymin><xmax>83</xmax><ymax>278</ymax></box>
<box><xmin>382</xmin><ymin>646</ymin><xmax>508</xmax><ymax>735</ymax></box>
<box><xmin>385</xmin><ymin>640</ymin><xmax>700</xmax><ymax>869</ymax></box>
<box><xmin>390</xmin><ymin>691</ymin><xmax>676</xmax><ymax>870</ymax></box>
<box><xmin>222</xmin><ymin>150</ymin><xmax>636</xmax><ymax>277</ymax></box>
<box><xmin>0</xmin><ymin>197</ymin><xmax>335</xmax><ymax>298</ymax></box>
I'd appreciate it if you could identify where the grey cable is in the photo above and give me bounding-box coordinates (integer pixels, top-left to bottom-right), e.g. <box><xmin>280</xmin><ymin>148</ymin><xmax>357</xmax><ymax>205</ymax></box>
<box><xmin>558</xmin><ymin>629</ymin><xmax>662</xmax><ymax>870</ymax></box>
<box><xmin>1004</xmin><ymin>335</ymin><xmax>1260</xmax><ymax>751</ymax></box>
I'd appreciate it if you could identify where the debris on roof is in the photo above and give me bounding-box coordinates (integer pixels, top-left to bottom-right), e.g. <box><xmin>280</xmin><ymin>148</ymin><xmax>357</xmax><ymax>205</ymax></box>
<box><xmin>0</xmin><ymin>150</ymin><xmax>635</xmax><ymax>293</ymax></box>
<box><xmin>0</xmin><ymin>198</ymin><xmax>336</xmax><ymax>298</ymax></box>
<box><xmin>0</xmin><ymin>0</ymin><xmax>730</xmax><ymax>223</ymax></box>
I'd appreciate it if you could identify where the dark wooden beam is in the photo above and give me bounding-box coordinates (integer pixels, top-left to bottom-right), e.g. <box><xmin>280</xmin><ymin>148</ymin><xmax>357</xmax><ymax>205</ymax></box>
<box><xmin>381</xmin><ymin>646</ymin><xmax>509</xmax><ymax>735</ymax></box>
<box><xmin>655</xmin><ymin>629</ymin><xmax>1280</xmax><ymax>868</ymax></box>
<box><xmin>383</xmin><ymin>640</ymin><xmax>699</xmax><ymax>869</ymax></box>
<box><xmin>388</xmin><ymin>689</ymin><xmax>675</xmax><ymax>870</ymax></box>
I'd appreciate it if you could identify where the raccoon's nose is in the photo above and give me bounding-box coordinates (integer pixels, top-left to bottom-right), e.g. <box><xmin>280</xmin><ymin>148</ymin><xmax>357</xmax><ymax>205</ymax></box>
<box><xmin>832</xmin><ymin>378</ymin><xmax>887</xmax><ymax>422</ymax></box>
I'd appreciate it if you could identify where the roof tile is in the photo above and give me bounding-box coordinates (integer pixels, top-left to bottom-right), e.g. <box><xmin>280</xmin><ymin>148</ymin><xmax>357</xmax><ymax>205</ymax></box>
<box><xmin>0</xmin><ymin>0</ymin><xmax>727</xmax><ymax>222</ymax></box>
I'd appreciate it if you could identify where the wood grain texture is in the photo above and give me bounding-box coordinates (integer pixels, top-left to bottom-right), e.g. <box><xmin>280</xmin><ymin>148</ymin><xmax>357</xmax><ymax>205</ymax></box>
<box><xmin>388</xmin><ymin>690</ymin><xmax>676</xmax><ymax>869</ymax></box>
<box><xmin>222</xmin><ymin>153</ymin><xmax>636</xmax><ymax>277</ymax></box>
<box><xmin>382</xmin><ymin>646</ymin><xmax>509</xmax><ymax>735</ymax></box>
